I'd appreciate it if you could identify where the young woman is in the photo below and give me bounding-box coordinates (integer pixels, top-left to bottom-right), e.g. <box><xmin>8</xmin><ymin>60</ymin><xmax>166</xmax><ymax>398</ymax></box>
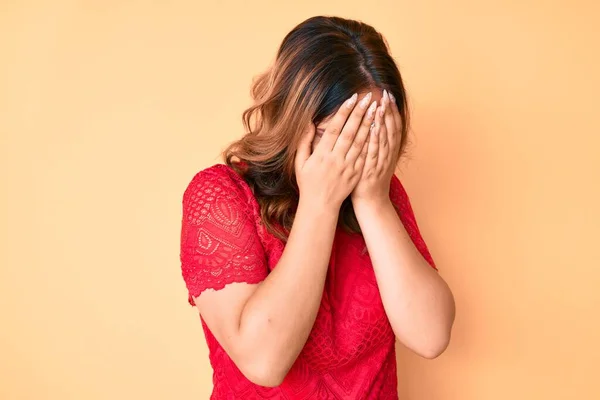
<box><xmin>179</xmin><ymin>15</ymin><xmax>455</xmax><ymax>399</ymax></box>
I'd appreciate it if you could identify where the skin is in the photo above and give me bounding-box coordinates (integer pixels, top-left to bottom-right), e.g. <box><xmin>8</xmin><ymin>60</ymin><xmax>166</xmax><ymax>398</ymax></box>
<box><xmin>194</xmin><ymin>90</ymin><xmax>455</xmax><ymax>387</ymax></box>
<box><xmin>320</xmin><ymin>89</ymin><xmax>456</xmax><ymax>358</ymax></box>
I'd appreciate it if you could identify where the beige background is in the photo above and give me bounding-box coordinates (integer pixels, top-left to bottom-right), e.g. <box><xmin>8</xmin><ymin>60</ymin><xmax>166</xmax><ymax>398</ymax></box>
<box><xmin>2</xmin><ymin>1</ymin><xmax>599</xmax><ymax>399</ymax></box>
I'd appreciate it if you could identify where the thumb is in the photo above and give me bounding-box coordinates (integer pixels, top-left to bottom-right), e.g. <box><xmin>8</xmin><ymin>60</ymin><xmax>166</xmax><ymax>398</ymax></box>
<box><xmin>294</xmin><ymin>123</ymin><xmax>316</xmax><ymax>172</ymax></box>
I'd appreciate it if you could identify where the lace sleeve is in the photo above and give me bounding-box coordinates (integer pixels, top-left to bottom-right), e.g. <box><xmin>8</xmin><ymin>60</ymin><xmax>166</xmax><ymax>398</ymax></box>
<box><xmin>179</xmin><ymin>166</ymin><xmax>269</xmax><ymax>306</ymax></box>
<box><xmin>390</xmin><ymin>174</ymin><xmax>438</xmax><ymax>270</ymax></box>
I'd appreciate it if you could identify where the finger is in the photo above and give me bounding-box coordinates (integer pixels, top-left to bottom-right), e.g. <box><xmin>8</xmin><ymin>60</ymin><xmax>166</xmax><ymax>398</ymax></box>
<box><xmin>380</xmin><ymin>92</ymin><xmax>395</xmax><ymax>171</ymax></box>
<box><xmin>332</xmin><ymin>92</ymin><xmax>374</xmax><ymax>156</ymax></box>
<box><xmin>344</xmin><ymin>99</ymin><xmax>377</xmax><ymax>164</ymax></box>
<box><xmin>373</xmin><ymin>119</ymin><xmax>390</xmax><ymax>171</ymax></box>
<box><xmin>381</xmin><ymin>90</ymin><xmax>395</xmax><ymax>151</ymax></box>
<box><xmin>354</xmin><ymin>130</ymin><xmax>370</xmax><ymax>172</ymax></box>
<box><xmin>314</xmin><ymin>93</ymin><xmax>358</xmax><ymax>155</ymax></box>
<box><xmin>388</xmin><ymin>90</ymin><xmax>403</xmax><ymax>134</ymax></box>
<box><xmin>294</xmin><ymin>123</ymin><xmax>316</xmax><ymax>172</ymax></box>
<box><xmin>387</xmin><ymin>90</ymin><xmax>402</xmax><ymax>152</ymax></box>
<box><xmin>364</xmin><ymin>106</ymin><xmax>382</xmax><ymax>172</ymax></box>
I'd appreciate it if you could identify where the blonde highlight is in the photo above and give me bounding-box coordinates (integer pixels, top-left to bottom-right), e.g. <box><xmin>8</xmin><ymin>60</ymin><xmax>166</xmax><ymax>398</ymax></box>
<box><xmin>222</xmin><ymin>16</ymin><xmax>411</xmax><ymax>242</ymax></box>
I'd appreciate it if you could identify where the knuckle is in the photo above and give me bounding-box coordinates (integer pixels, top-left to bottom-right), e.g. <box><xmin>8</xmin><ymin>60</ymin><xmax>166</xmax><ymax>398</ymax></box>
<box><xmin>351</xmin><ymin>138</ymin><xmax>364</xmax><ymax>150</ymax></box>
<box><xmin>328</xmin><ymin>127</ymin><xmax>339</xmax><ymax>136</ymax></box>
<box><xmin>335</xmin><ymin>156</ymin><xmax>346</xmax><ymax>171</ymax></box>
<box><xmin>330</xmin><ymin>153</ymin><xmax>345</xmax><ymax>166</ymax></box>
<box><xmin>340</xmin><ymin>129</ymin><xmax>354</xmax><ymax>140</ymax></box>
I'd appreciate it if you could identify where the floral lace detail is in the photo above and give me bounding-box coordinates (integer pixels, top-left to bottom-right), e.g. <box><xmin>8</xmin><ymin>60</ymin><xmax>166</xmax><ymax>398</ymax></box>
<box><xmin>179</xmin><ymin>164</ymin><xmax>437</xmax><ymax>399</ymax></box>
<box><xmin>180</xmin><ymin>164</ymin><xmax>268</xmax><ymax>305</ymax></box>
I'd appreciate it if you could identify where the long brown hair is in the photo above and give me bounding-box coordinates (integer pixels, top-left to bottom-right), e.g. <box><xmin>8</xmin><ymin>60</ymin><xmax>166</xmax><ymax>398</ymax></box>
<box><xmin>223</xmin><ymin>16</ymin><xmax>411</xmax><ymax>242</ymax></box>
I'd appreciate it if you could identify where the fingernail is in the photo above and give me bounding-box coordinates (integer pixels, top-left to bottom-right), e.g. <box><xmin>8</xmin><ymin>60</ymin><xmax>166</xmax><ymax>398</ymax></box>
<box><xmin>346</xmin><ymin>93</ymin><xmax>358</xmax><ymax>108</ymax></box>
<box><xmin>366</xmin><ymin>101</ymin><xmax>377</xmax><ymax>118</ymax></box>
<box><xmin>389</xmin><ymin>92</ymin><xmax>396</xmax><ymax>104</ymax></box>
<box><xmin>359</xmin><ymin>92</ymin><xmax>372</xmax><ymax>109</ymax></box>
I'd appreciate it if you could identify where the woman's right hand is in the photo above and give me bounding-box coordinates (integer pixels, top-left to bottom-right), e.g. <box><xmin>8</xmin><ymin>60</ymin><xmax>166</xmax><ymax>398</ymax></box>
<box><xmin>295</xmin><ymin>92</ymin><xmax>378</xmax><ymax>211</ymax></box>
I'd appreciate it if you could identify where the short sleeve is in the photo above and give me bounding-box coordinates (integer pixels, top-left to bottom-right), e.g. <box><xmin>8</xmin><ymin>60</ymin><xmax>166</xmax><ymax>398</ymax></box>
<box><xmin>179</xmin><ymin>165</ymin><xmax>269</xmax><ymax>306</ymax></box>
<box><xmin>389</xmin><ymin>174</ymin><xmax>438</xmax><ymax>270</ymax></box>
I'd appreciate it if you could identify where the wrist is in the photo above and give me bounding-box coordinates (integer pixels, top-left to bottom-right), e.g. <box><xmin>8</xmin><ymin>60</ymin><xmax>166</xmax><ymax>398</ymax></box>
<box><xmin>297</xmin><ymin>197</ymin><xmax>340</xmax><ymax>221</ymax></box>
<box><xmin>351</xmin><ymin>195</ymin><xmax>393</xmax><ymax>212</ymax></box>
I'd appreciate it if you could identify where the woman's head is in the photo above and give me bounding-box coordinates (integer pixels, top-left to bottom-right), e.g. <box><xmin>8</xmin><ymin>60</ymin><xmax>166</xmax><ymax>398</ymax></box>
<box><xmin>223</xmin><ymin>16</ymin><xmax>410</xmax><ymax>239</ymax></box>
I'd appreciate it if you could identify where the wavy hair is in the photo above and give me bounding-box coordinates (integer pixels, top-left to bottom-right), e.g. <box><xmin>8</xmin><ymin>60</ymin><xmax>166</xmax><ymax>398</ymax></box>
<box><xmin>223</xmin><ymin>16</ymin><xmax>411</xmax><ymax>242</ymax></box>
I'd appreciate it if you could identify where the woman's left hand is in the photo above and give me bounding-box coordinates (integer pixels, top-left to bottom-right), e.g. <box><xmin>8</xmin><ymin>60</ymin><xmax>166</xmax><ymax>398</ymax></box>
<box><xmin>350</xmin><ymin>89</ymin><xmax>402</xmax><ymax>206</ymax></box>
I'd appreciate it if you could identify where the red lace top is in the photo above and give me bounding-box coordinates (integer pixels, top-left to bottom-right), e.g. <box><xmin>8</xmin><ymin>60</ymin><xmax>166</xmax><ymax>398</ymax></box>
<box><xmin>179</xmin><ymin>163</ymin><xmax>437</xmax><ymax>399</ymax></box>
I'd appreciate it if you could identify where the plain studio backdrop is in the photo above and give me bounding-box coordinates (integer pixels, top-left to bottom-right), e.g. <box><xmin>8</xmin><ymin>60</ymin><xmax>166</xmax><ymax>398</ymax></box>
<box><xmin>1</xmin><ymin>1</ymin><xmax>599</xmax><ymax>399</ymax></box>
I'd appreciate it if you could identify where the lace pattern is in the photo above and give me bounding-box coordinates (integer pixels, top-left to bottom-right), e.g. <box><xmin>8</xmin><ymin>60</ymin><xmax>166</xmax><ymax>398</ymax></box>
<box><xmin>179</xmin><ymin>163</ymin><xmax>438</xmax><ymax>399</ymax></box>
<box><xmin>180</xmin><ymin>164</ymin><xmax>268</xmax><ymax>305</ymax></box>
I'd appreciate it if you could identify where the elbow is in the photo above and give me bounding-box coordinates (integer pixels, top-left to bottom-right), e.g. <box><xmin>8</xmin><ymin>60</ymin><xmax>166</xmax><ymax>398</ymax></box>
<box><xmin>419</xmin><ymin>287</ymin><xmax>455</xmax><ymax>359</ymax></box>
<box><xmin>246</xmin><ymin>371</ymin><xmax>286</xmax><ymax>388</ymax></box>
<box><xmin>418</xmin><ymin>338</ymin><xmax>450</xmax><ymax>359</ymax></box>
<box><xmin>237</xmin><ymin>357</ymin><xmax>288</xmax><ymax>388</ymax></box>
<box><xmin>398</xmin><ymin>320</ymin><xmax>453</xmax><ymax>359</ymax></box>
<box><xmin>414</xmin><ymin>331</ymin><xmax>452</xmax><ymax>360</ymax></box>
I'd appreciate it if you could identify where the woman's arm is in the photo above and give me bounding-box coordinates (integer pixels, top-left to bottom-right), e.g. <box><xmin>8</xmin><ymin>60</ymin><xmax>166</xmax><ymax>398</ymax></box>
<box><xmin>350</xmin><ymin>90</ymin><xmax>455</xmax><ymax>358</ymax></box>
<box><xmin>193</xmin><ymin>92</ymin><xmax>377</xmax><ymax>387</ymax></box>
<box><xmin>195</xmin><ymin>201</ymin><xmax>338</xmax><ymax>387</ymax></box>
<box><xmin>353</xmin><ymin>198</ymin><xmax>455</xmax><ymax>358</ymax></box>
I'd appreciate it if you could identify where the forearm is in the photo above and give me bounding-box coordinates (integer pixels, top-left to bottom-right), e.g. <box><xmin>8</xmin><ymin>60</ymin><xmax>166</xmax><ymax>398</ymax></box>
<box><xmin>238</xmin><ymin>199</ymin><xmax>338</xmax><ymax>377</ymax></box>
<box><xmin>353</xmin><ymin>199</ymin><xmax>455</xmax><ymax>358</ymax></box>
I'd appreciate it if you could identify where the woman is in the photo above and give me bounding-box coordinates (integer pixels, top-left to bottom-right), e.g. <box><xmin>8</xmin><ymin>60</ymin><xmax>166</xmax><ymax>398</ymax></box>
<box><xmin>179</xmin><ymin>16</ymin><xmax>455</xmax><ymax>399</ymax></box>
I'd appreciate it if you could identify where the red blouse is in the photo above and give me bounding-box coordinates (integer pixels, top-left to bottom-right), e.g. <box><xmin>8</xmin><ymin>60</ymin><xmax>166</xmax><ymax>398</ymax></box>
<box><xmin>180</xmin><ymin>163</ymin><xmax>437</xmax><ymax>399</ymax></box>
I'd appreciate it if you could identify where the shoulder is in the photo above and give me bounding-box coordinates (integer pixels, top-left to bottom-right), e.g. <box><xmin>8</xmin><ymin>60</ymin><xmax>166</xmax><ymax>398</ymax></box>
<box><xmin>179</xmin><ymin>163</ymin><xmax>268</xmax><ymax>304</ymax></box>
<box><xmin>183</xmin><ymin>163</ymin><xmax>254</xmax><ymax>205</ymax></box>
<box><xmin>181</xmin><ymin>163</ymin><xmax>258</xmax><ymax>226</ymax></box>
